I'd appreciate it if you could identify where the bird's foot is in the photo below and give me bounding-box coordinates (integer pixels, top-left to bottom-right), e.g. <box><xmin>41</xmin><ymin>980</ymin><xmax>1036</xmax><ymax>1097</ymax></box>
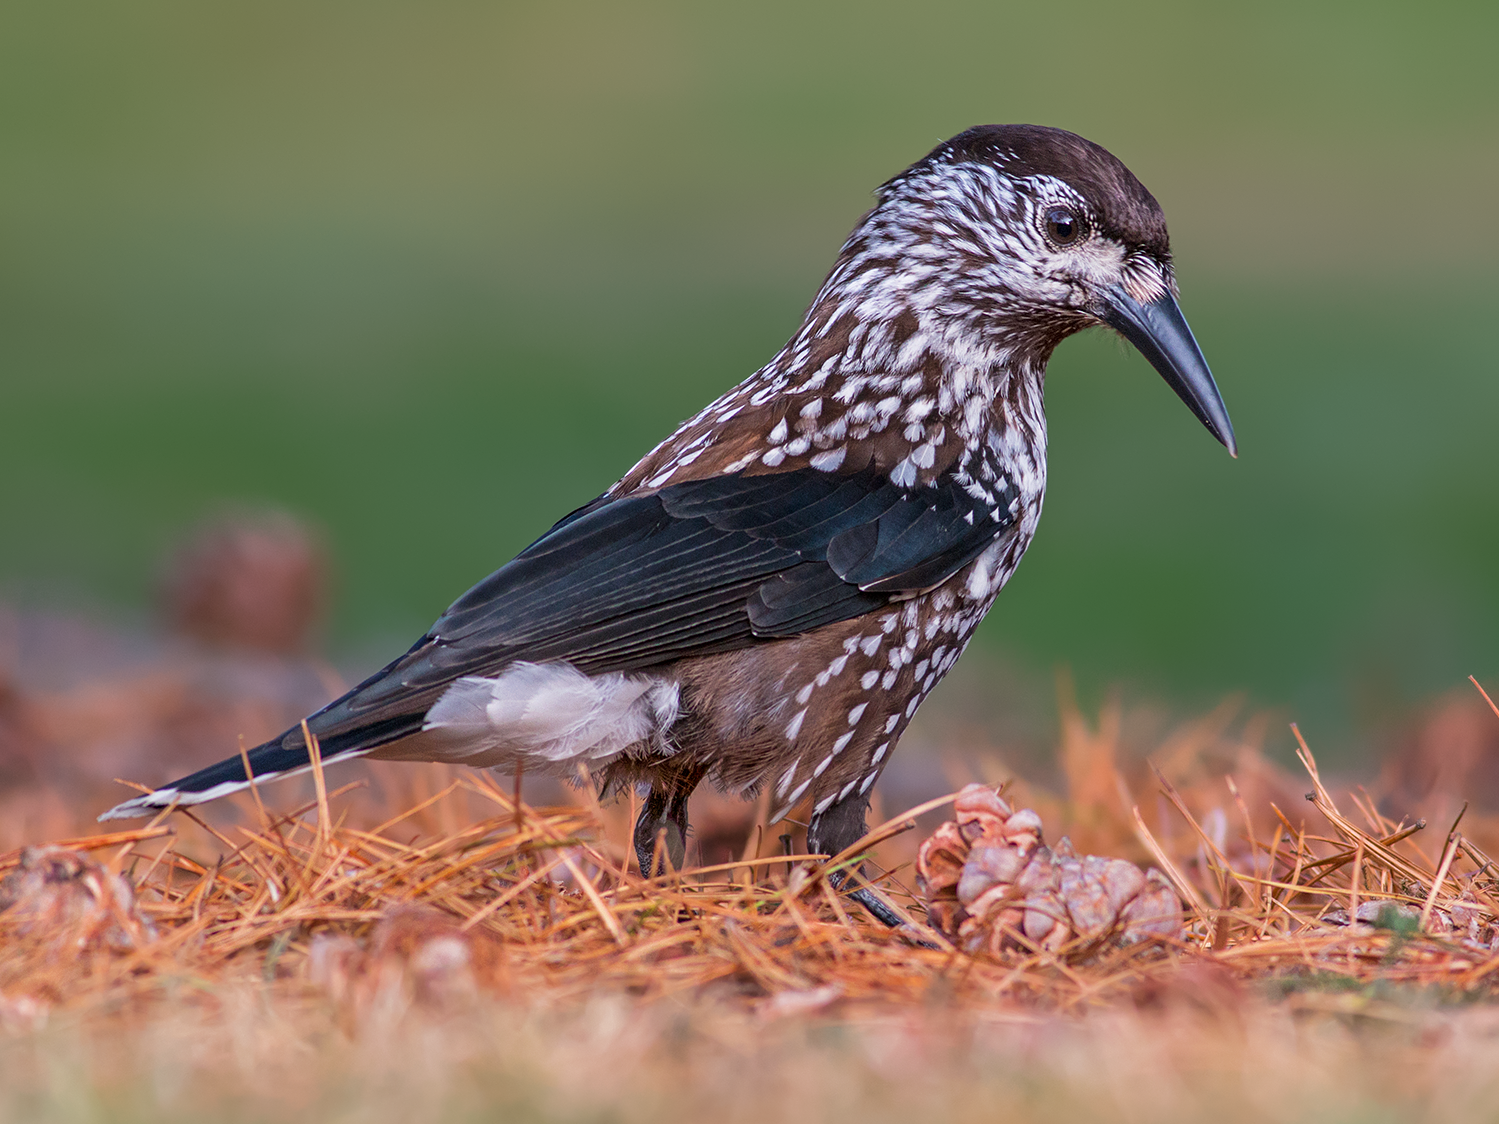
<box><xmin>841</xmin><ymin>884</ymin><xmax>941</xmax><ymax>948</ymax></box>
<box><xmin>847</xmin><ymin>885</ymin><xmax>904</xmax><ymax>927</ymax></box>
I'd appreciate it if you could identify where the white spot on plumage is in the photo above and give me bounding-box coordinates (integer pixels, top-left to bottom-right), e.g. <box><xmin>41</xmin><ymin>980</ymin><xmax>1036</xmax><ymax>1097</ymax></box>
<box><xmin>785</xmin><ymin>708</ymin><xmax>807</xmax><ymax>741</ymax></box>
<box><xmin>776</xmin><ymin>761</ymin><xmax>798</xmax><ymax>797</ymax></box>
<box><xmin>810</xmin><ymin>446</ymin><xmax>846</xmax><ymax>472</ymax></box>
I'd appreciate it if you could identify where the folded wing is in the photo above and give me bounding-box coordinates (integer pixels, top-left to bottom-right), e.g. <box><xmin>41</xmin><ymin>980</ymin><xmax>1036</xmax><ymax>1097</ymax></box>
<box><xmin>101</xmin><ymin>464</ymin><xmax>1017</xmax><ymax>818</ymax></box>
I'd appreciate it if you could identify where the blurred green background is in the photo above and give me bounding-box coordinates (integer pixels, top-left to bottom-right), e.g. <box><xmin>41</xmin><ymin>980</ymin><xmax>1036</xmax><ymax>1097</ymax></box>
<box><xmin>1</xmin><ymin>1</ymin><xmax>1495</xmax><ymax>753</ymax></box>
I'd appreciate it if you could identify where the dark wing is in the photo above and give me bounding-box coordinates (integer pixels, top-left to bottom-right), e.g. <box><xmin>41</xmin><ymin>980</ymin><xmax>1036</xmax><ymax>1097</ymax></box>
<box><xmin>189</xmin><ymin>467</ymin><xmax>1016</xmax><ymax>775</ymax></box>
<box><xmin>448</xmin><ymin>464</ymin><xmax>1006</xmax><ymax>637</ymax></box>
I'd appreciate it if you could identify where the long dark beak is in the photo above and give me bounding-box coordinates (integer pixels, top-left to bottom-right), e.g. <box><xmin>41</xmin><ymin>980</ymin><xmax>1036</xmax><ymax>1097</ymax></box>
<box><xmin>1098</xmin><ymin>286</ymin><xmax>1237</xmax><ymax>456</ymax></box>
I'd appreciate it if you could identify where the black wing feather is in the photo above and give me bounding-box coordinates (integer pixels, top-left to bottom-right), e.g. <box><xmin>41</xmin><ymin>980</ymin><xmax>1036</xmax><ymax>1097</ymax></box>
<box><xmin>231</xmin><ymin>465</ymin><xmax>1015</xmax><ymax>760</ymax></box>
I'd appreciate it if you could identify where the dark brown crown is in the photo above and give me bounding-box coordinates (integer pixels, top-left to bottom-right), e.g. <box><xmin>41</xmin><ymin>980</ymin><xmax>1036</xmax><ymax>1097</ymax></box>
<box><xmin>893</xmin><ymin>124</ymin><xmax>1170</xmax><ymax>258</ymax></box>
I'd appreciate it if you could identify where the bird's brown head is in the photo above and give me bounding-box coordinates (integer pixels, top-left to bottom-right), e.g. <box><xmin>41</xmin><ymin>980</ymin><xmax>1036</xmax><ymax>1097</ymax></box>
<box><xmin>814</xmin><ymin>123</ymin><xmax>1235</xmax><ymax>454</ymax></box>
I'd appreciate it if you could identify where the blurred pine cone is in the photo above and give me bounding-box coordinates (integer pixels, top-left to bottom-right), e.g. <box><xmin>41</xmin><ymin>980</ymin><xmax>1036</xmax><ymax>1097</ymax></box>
<box><xmin>0</xmin><ymin>845</ymin><xmax>156</xmax><ymax>957</ymax></box>
<box><xmin>160</xmin><ymin>510</ymin><xmax>327</xmax><ymax>654</ymax></box>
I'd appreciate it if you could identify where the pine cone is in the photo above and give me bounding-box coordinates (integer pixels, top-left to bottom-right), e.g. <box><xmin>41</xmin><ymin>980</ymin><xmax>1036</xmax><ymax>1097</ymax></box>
<box><xmin>916</xmin><ymin>784</ymin><xmax>1181</xmax><ymax>956</ymax></box>
<box><xmin>306</xmin><ymin>905</ymin><xmax>508</xmax><ymax>1017</ymax></box>
<box><xmin>0</xmin><ymin>845</ymin><xmax>156</xmax><ymax>956</ymax></box>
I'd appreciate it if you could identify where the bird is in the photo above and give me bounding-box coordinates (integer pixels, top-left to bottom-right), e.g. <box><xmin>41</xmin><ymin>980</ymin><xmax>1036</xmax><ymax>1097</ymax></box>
<box><xmin>101</xmin><ymin>124</ymin><xmax>1235</xmax><ymax>923</ymax></box>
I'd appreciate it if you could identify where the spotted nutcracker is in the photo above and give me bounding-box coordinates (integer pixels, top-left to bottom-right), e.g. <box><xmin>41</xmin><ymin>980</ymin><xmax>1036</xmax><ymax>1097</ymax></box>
<box><xmin>102</xmin><ymin>125</ymin><xmax>1235</xmax><ymax>922</ymax></box>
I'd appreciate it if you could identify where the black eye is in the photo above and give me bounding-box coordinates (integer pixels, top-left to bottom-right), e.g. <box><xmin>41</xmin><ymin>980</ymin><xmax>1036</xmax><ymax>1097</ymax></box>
<box><xmin>1044</xmin><ymin>206</ymin><xmax>1087</xmax><ymax>246</ymax></box>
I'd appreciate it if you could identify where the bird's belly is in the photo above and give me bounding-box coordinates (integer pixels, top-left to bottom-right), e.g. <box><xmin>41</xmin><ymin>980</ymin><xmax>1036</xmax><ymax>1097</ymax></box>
<box><xmin>671</xmin><ymin>548</ymin><xmax>1020</xmax><ymax>819</ymax></box>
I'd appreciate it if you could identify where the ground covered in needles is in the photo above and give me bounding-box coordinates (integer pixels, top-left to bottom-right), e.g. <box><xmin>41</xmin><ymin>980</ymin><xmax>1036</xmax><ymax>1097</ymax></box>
<box><xmin>4</xmin><ymin>678</ymin><xmax>1499</xmax><ymax>1122</ymax></box>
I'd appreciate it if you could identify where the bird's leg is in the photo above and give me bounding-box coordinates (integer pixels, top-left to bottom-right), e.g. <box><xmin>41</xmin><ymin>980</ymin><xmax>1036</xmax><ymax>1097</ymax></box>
<box><xmin>633</xmin><ymin>785</ymin><xmax>674</xmax><ymax>877</ymax></box>
<box><xmin>806</xmin><ymin>792</ymin><xmax>905</xmax><ymax>928</ymax></box>
<box><xmin>632</xmin><ymin>761</ymin><xmax>707</xmax><ymax>877</ymax></box>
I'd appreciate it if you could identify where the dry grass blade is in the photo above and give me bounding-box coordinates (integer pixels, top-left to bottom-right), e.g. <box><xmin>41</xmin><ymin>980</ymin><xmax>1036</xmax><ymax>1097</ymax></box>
<box><xmin>1132</xmin><ymin>805</ymin><xmax>1212</xmax><ymax>921</ymax></box>
<box><xmin>5</xmin><ymin>707</ymin><xmax>1499</xmax><ymax>1031</ymax></box>
<box><xmin>1472</xmin><ymin>675</ymin><xmax>1499</xmax><ymax>719</ymax></box>
<box><xmin>559</xmin><ymin>849</ymin><xmax>626</xmax><ymax>946</ymax></box>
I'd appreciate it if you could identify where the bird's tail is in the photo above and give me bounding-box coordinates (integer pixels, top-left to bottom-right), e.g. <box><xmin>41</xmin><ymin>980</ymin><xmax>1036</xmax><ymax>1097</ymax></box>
<box><xmin>97</xmin><ymin>710</ymin><xmax>423</xmax><ymax>822</ymax></box>
<box><xmin>97</xmin><ymin>726</ymin><xmax>345</xmax><ymax>821</ymax></box>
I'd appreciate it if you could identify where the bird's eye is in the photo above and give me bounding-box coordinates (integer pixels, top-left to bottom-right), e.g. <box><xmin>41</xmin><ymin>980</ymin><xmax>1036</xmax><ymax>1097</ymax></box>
<box><xmin>1044</xmin><ymin>206</ymin><xmax>1088</xmax><ymax>246</ymax></box>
